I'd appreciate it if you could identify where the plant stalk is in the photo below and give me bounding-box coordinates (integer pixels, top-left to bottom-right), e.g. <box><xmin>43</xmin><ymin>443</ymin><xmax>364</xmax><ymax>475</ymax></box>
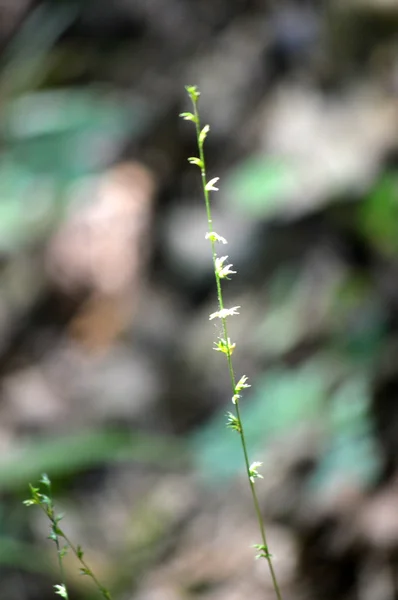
<box><xmin>187</xmin><ymin>87</ymin><xmax>283</xmax><ymax>600</ymax></box>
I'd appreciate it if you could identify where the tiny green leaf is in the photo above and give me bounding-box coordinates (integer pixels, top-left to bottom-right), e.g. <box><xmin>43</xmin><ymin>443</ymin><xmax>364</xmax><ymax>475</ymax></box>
<box><xmin>253</xmin><ymin>543</ymin><xmax>272</xmax><ymax>560</ymax></box>
<box><xmin>185</xmin><ymin>85</ymin><xmax>200</xmax><ymax>102</ymax></box>
<box><xmin>40</xmin><ymin>473</ymin><xmax>51</xmax><ymax>488</ymax></box>
<box><xmin>39</xmin><ymin>494</ymin><xmax>51</xmax><ymax>506</ymax></box>
<box><xmin>59</xmin><ymin>545</ymin><xmax>69</xmax><ymax>559</ymax></box>
<box><xmin>55</xmin><ymin>513</ymin><xmax>65</xmax><ymax>524</ymax></box>
<box><xmin>188</xmin><ymin>157</ymin><xmax>203</xmax><ymax>167</ymax></box>
<box><xmin>28</xmin><ymin>484</ymin><xmax>40</xmax><ymax>497</ymax></box>
<box><xmin>179</xmin><ymin>112</ymin><xmax>197</xmax><ymax>122</ymax></box>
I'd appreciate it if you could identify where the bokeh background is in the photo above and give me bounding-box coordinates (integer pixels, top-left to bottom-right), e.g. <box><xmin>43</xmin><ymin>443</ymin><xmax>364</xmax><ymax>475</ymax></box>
<box><xmin>1</xmin><ymin>0</ymin><xmax>398</xmax><ymax>598</ymax></box>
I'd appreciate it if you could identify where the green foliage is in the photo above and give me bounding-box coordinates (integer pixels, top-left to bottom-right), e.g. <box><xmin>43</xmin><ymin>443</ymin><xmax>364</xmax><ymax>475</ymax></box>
<box><xmin>253</xmin><ymin>543</ymin><xmax>272</xmax><ymax>560</ymax></box>
<box><xmin>0</xmin><ymin>89</ymin><xmax>152</xmax><ymax>253</ymax></box>
<box><xmin>1</xmin><ymin>3</ymin><xmax>79</xmax><ymax>98</ymax></box>
<box><xmin>251</xmin><ymin>262</ymin><xmax>385</xmax><ymax>363</ymax></box>
<box><xmin>0</xmin><ymin>162</ymin><xmax>51</xmax><ymax>251</ymax></box>
<box><xmin>223</xmin><ymin>155</ymin><xmax>298</xmax><ymax>218</ymax></box>
<box><xmin>0</xmin><ymin>429</ymin><xmax>185</xmax><ymax>492</ymax></box>
<box><xmin>0</xmin><ymin>3</ymin><xmax>154</xmax><ymax>255</ymax></box>
<box><xmin>252</xmin><ymin>266</ymin><xmax>327</xmax><ymax>358</ymax></box>
<box><xmin>0</xmin><ymin>536</ymin><xmax>49</xmax><ymax>572</ymax></box>
<box><xmin>308</xmin><ymin>372</ymin><xmax>381</xmax><ymax>493</ymax></box>
<box><xmin>2</xmin><ymin>89</ymin><xmax>147</xmax><ymax>179</ymax></box>
<box><xmin>358</xmin><ymin>171</ymin><xmax>398</xmax><ymax>256</ymax></box>
<box><xmin>329</xmin><ymin>278</ymin><xmax>385</xmax><ymax>361</ymax></box>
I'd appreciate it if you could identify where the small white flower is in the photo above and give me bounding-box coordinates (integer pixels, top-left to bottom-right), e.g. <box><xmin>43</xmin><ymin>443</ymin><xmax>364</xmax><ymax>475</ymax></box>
<box><xmin>205</xmin><ymin>177</ymin><xmax>219</xmax><ymax>191</ymax></box>
<box><xmin>205</xmin><ymin>232</ymin><xmax>228</xmax><ymax>244</ymax></box>
<box><xmin>54</xmin><ymin>584</ymin><xmax>68</xmax><ymax>599</ymax></box>
<box><xmin>235</xmin><ymin>375</ymin><xmax>251</xmax><ymax>393</ymax></box>
<box><xmin>232</xmin><ymin>375</ymin><xmax>251</xmax><ymax>404</ymax></box>
<box><xmin>214</xmin><ymin>337</ymin><xmax>236</xmax><ymax>355</ymax></box>
<box><xmin>232</xmin><ymin>393</ymin><xmax>240</xmax><ymax>405</ymax></box>
<box><xmin>215</xmin><ymin>255</ymin><xmax>236</xmax><ymax>279</ymax></box>
<box><xmin>249</xmin><ymin>461</ymin><xmax>263</xmax><ymax>483</ymax></box>
<box><xmin>209</xmin><ymin>306</ymin><xmax>240</xmax><ymax>320</ymax></box>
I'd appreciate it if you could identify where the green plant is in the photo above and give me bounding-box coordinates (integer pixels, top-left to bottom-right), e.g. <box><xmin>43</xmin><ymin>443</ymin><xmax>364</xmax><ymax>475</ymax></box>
<box><xmin>24</xmin><ymin>474</ymin><xmax>113</xmax><ymax>600</ymax></box>
<box><xmin>180</xmin><ymin>85</ymin><xmax>283</xmax><ymax>600</ymax></box>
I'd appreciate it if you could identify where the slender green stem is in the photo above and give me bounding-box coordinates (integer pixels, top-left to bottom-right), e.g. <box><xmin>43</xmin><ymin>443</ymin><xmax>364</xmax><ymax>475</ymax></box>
<box><xmin>59</xmin><ymin>529</ymin><xmax>112</xmax><ymax>600</ymax></box>
<box><xmin>186</xmin><ymin>88</ymin><xmax>283</xmax><ymax>600</ymax></box>
<box><xmin>53</xmin><ymin>522</ymin><xmax>68</xmax><ymax>597</ymax></box>
<box><xmin>36</xmin><ymin>493</ymin><xmax>112</xmax><ymax>600</ymax></box>
<box><xmin>42</xmin><ymin>479</ymin><xmax>70</xmax><ymax>600</ymax></box>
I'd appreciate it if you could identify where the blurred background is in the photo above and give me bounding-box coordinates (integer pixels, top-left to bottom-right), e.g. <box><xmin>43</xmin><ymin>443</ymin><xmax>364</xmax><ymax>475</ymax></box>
<box><xmin>1</xmin><ymin>0</ymin><xmax>398</xmax><ymax>598</ymax></box>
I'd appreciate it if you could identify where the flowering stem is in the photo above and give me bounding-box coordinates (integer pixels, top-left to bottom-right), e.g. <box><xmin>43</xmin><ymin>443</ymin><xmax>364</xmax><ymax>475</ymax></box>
<box><xmin>182</xmin><ymin>86</ymin><xmax>283</xmax><ymax>600</ymax></box>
